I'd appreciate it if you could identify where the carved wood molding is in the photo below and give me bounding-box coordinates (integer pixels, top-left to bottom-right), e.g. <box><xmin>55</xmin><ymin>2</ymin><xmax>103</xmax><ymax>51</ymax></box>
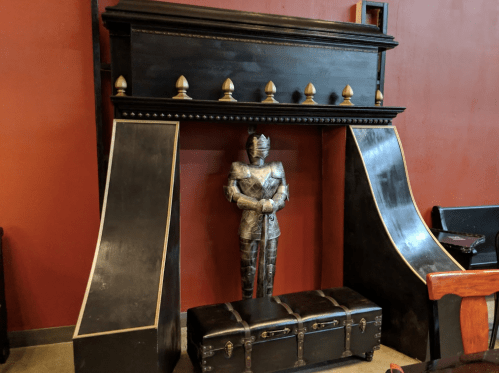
<box><xmin>112</xmin><ymin>96</ymin><xmax>405</xmax><ymax>125</ymax></box>
<box><xmin>103</xmin><ymin>0</ymin><xmax>398</xmax><ymax>51</ymax></box>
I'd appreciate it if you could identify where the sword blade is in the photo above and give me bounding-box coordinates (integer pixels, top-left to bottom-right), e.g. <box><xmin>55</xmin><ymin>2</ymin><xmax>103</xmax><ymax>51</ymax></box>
<box><xmin>258</xmin><ymin>214</ymin><xmax>269</xmax><ymax>296</ymax></box>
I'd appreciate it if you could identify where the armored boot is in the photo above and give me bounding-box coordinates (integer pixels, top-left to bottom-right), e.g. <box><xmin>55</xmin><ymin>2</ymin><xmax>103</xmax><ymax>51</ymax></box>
<box><xmin>240</xmin><ymin>238</ymin><xmax>258</xmax><ymax>299</ymax></box>
<box><xmin>256</xmin><ymin>238</ymin><xmax>278</xmax><ymax>297</ymax></box>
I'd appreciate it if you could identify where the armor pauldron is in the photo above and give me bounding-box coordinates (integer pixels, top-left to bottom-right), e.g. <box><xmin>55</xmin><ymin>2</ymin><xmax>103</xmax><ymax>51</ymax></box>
<box><xmin>229</xmin><ymin>162</ymin><xmax>251</xmax><ymax>179</ymax></box>
<box><xmin>270</xmin><ymin>162</ymin><xmax>285</xmax><ymax>178</ymax></box>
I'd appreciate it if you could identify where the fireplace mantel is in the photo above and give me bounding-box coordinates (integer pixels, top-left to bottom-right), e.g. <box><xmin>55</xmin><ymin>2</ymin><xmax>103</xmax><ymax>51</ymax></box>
<box><xmin>103</xmin><ymin>0</ymin><xmax>404</xmax><ymax>120</ymax></box>
<box><xmin>74</xmin><ymin>3</ymin><xmax>462</xmax><ymax>373</ymax></box>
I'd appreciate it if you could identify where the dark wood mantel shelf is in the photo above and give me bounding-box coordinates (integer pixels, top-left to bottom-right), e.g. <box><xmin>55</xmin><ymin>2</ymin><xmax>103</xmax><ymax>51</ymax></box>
<box><xmin>112</xmin><ymin>96</ymin><xmax>405</xmax><ymax>125</ymax></box>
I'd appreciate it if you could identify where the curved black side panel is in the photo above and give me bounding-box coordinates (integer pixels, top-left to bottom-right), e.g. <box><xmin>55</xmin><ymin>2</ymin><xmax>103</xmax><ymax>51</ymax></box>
<box><xmin>344</xmin><ymin>126</ymin><xmax>463</xmax><ymax>361</ymax></box>
<box><xmin>73</xmin><ymin>120</ymin><xmax>180</xmax><ymax>373</ymax></box>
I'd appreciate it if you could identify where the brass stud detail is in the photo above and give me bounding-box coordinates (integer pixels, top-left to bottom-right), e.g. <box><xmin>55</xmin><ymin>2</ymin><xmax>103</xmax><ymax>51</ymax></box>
<box><xmin>302</xmin><ymin>83</ymin><xmax>317</xmax><ymax>105</ymax></box>
<box><xmin>115</xmin><ymin>76</ymin><xmax>127</xmax><ymax>96</ymax></box>
<box><xmin>262</xmin><ymin>81</ymin><xmax>278</xmax><ymax>103</ymax></box>
<box><xmin>340</xmin><ymin>85</ymin><xmax>354</xmax><ymax>106</ymax></box>
<box><xmin>219</xmin><ymin>78</ymin><xmax>237</xmax><ymax>102</ymax></box>
<box><xmin>172</xmin><ymin>75</ymin><xmax>192</xmax><ymax>100</ymax></box>
<box><xmin>375</xmin><ymin>89</ymin><xmax>384</xmax><ymax>106</ymax></box>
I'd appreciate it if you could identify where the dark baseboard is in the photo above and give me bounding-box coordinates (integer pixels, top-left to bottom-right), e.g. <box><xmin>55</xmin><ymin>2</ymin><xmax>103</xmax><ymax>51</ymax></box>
<box><xmin>9</xmin><ymin>325</ymin><xmax>75</xmax><ymax>348</ymax></box>
<box><xmin>9</xmin><ymin>312</ymin><xmax>187</xmax><ymax>348</ymax></box>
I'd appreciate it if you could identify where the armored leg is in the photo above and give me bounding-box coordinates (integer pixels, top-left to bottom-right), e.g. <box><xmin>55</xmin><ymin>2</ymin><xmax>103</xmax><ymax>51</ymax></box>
<box><xmin>240</xmin><ymin>238</ymin><xmax>258</xmax><ymax>300</ymax></box>
<box><xmin>256</xmin><ymin>238</ymin><xmax>278</xmax><ymax>298</ymax></box>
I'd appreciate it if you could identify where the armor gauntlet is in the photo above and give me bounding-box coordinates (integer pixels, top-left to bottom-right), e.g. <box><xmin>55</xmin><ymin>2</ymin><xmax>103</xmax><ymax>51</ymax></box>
<box><xmin>224</xmin><ymin>180</ymin><xmax>260</xmax><ymax>211</ymax></box>
<box><xmin>271</xmin><ymin>184</ymin><xmax>289</xmax><ymax>212</ymax></box>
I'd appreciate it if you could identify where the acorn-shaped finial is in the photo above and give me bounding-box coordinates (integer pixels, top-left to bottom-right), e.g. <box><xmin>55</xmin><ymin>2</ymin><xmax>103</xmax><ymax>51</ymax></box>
<box><xmin>262</xmin><ymin>81</ymin><xmax>278</xmax><ymax>103</ymax></box>
<box><xmin>301</xmin><ymin>83</ymin><xmax>317</xmax><ymax>105</ymax></box>
<box><xmin>172</xmin><ymin>75</ymin><xmax>192</xmax><ymax>100</ymax></box>
<box><xmin>375</xmin><ymin>89</ymin><xmax>384</xmax><ymax>106</ymax></box>
<box><xmin>115</xmin><ymin>76</ymin><xmax>127</xmax><ymax>96</ymax></box>
<box><xmin>219</xmin><ymin>78</ymin><xmax>237</xmax><ymax>102</ymax></box>
<box><xmin>340</xmin><ymin>85</ymin><xmax>354</xmax><ymax>106</ymax></box>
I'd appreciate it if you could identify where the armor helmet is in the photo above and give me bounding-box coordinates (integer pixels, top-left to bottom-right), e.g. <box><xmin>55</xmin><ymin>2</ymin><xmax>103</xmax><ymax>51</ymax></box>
<box><xmin>246</xmin><ymin>134</ymin><xmax>270</xmax><ymax>163</ymax></box>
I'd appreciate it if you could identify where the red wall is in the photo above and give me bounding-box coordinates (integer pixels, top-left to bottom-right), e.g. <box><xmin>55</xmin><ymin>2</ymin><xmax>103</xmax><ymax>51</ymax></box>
<box><xmin>0</xmin><ymin>1</ymin><xmax>100</xmax><ymax>331</ymax></box>
<box><xmin>384</xmin><ymin>1</ymin><xmax>499</xmax><ymax>222</ymax></box>
<box><xmin>3</xmin><ymin>0</ymin><xmax>499</xmax><ymax>331</ymax></box>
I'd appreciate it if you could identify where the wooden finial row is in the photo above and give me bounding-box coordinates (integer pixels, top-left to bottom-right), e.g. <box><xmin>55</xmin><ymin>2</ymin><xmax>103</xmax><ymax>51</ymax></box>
<box><xmin>114</xmin><ymin>76</ymin><xmax>384</xmax><ymax>106</ymax></box>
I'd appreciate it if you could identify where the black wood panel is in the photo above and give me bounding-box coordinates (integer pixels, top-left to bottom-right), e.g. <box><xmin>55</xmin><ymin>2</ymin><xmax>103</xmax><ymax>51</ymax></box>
<box><xmin>351</xmin><ymin>127</ymin><xmax>461</xmax><ymax>277</ymax></box>
<box><xmin>74</xmin><ymin>119</ymin><xmax>180</xmax><ymax>373</ymax></box>
<box><xmin>78</xmin><ymin>121</ymin><xmax>177</xmax><ymax>335</ymax></box>
<box><xmin>74</xmin><ymin>328</ymin><xmax>158</xmax><ymax>373</ymax></box>
<box><xmin>344</xmin><ymin>126</ymin><xmax>463</xmax><ymax>361</ymax></box>
<box><xmin>103</xmin><ymin>0</ymin><xmax>400</xmax><ymax>109</ymax></box>
<box><xmin>131</xmin><ymin>30</ymin><xmax>378</xmax><ymax>106</ymax></box>
<box><xmin>158</xmin><ymin>143</ymin><xmax>181</xmax><ymax>373</ymax></box>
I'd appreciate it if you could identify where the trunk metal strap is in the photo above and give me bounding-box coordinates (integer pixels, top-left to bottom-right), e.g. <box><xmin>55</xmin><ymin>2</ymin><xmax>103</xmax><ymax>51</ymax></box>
<box><xmin>225</xmin><ymin>303</ymin><xmax>253</xmax><ymax>373</ymax></box>
<box><xmin>273</xmin><ymin>296</ymin><xmax>306</xmax><ymax>367</ymax></box>
<box><xmin>316</xmin><ymin>290</ymin><xmax>353</xmax><ymax>357</ymax></box>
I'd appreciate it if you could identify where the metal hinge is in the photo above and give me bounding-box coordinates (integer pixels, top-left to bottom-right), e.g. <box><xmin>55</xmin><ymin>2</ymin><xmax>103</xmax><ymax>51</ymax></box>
<box><xmin>374</xmin><ymin>345</ymin><xmax>381</xmax><ymax>351</ymax></box>
<box><xmin>202</xmin><ymin>366</ymin><xmax>212</xmax><ymax>372</ymax></box>
<box><xmin>374</xmin><ymin>333</ymin><xmax>381</xmax><ymax>338</ymax></box>
<box><xmin>201</xmin><ymin>345</ymin><xmax>214</xmax><ymax>358</ymax></box>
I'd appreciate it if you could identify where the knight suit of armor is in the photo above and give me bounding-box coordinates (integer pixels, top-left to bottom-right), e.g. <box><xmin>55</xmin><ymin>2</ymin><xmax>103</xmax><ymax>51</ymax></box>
<box><xmin>224</xmin><ymin>134</ymin><xmax>289</xmax><ymax>299</ymax></box>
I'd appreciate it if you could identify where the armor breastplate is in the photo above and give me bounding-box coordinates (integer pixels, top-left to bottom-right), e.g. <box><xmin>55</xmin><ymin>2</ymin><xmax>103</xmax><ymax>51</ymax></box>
<box><xmin>237</xmin><ymin>165</ymin><xmax>281</xmax><ymax>200</ymax></box>
<box><xmin>232</xmin><ymin>162</ymin><xmax>284</xmax><ymax>240</ymax></box>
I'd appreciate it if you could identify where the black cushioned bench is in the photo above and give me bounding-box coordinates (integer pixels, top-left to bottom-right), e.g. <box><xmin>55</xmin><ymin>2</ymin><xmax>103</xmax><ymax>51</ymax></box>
<box><xmin>432</xmin><ymin>205</ymin><xmax>499</xmax><ymax>270</ymax></box>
